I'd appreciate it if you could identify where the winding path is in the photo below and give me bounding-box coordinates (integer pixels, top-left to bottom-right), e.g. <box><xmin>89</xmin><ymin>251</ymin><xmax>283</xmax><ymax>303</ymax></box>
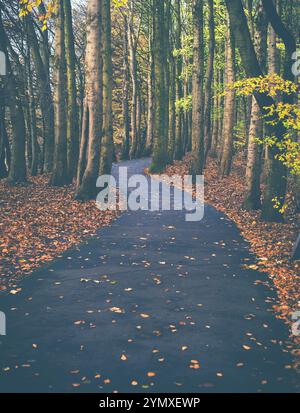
<box><xmin>0</xmin><ymin>159</ymin><xmax>298</xmax><ymax>393</ymax></box>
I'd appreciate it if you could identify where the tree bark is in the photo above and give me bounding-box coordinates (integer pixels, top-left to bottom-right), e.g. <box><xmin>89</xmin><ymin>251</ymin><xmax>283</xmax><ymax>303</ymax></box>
<box><xmin>150</xmin><ymin>0</ymin><xmax>168</xmax><ymax>173</ymax></box>
<box><xmin>75</xmin><ymin>0</ymin><xmax>103</xmax><ymax>200</ymax></box>
<box><xmin>99</xmin><ymin>0</ymin><xmax>113</xmax><ymax>177</ymax></box>
<box><xmin>63</xmin><ymin>0</ymin><xmax>79</xmax><ymax>182</ymax></box>
<box><xmin>50</xmin><ymin>0</ymin><xmax>68</xmax><ymax>186</ymax></box>
<box><xmin>0</xmin><ymin>11</ymin><xmax>26</xmax><ymax>184</ymax></box>
<box><xmin>243</xmin><ymin>1</ymin><xmax>267</xmax><ymax>210</ymax></box>
<box><xmin>191</xmin><ymin>0</ymin><xmax>205</xmax><ymax>175</ymax></box>
<box><xmin>204</xmin><ymin>0</ymin><xmax>215</xmax><ymax>161</ymax></box>
<box><xmin>0</xmin><ymin>93</ymin><xmax>10</xmax><ymax>179</ymax></box>
<box><xmin>127</xmin><ymin>1</ymin><xmax>140</xmax><ymax>159</ymax></box>
<box><xmin>26</xmin><ymin>15</ymin><xmax>54</xmax><ymax>173</ymax></box>
<box><xmin>121</xmin><ymin>15</ymin><xmax>130</xmax><ymax>160</ymax></box>
<box><xmin>219</xmin><ymin>22</ymin><xmax>235</xmax><ymax>177</ymax></box>
<box><xmin>174</xmin><ymin>0</ymin><xmax>184</xmax><ymax>161</ymax></box>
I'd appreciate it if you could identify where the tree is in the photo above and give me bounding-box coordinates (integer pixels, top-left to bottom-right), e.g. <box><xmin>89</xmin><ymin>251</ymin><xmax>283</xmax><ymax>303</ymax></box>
<box><xmin>190</xmin><ymin>0</ymin><xmax>205</xmax><ymax>175</ymax></box>
<box><xmin>145</xmin><ymin>18</ymin><xmax>154</xmax><ymax>156</ymax></box>
<box><xmin>0</xmin><ymin>9</ymin><xmax>26</xmax><ymax>184</ymax></box>
<box><xmin>224</xmin><ymin>0</ymin><xmax>296</xmax><ymax>222</ymax></box>
<box><xmin>219</xmin><ymin>20</ymin><xmax>235</xmax><ymax>177</ymax></box>
<box><xmin>121</xmin><ymin>14</ymin><xmax>131</xmax><ymax>160</ymax></box>
<box><xmin>76</xmin><ymin>0</ymin><xmax>103</xmax><ymax>200</ymax></box>
<box><xmin>174</xmin><ymin>0</ymin><xmax>184</xmax><ymax>161</ymax></box>
<box><xmin>26</xmin><ymin>13</ymin><xmax>54</xmax><ymax>173</ymax></box>
<box><xmin>99</xmin><ymin>0</ymin><xmax>113</xmax><ymax>177</ymax></box>
<box><xmin>127</xmin><ymin>0</ymin><xmax>141</xmax><ymax>159</ymax></box>
<box><xmin>243</xmin><ymin>0</ymin><xmax>267</xmax><ymax>210</ymax></box>
<box><xmin>63</xmin><ymin>0</ymin><xmax>79</xmax><ymax>182</ymax></box>
<box><xmin>204</xmin><ymin>0</ymin><xmax>215</xmax><ymax>161</ymax></box>
<box><xmin>50</xmin><ymin>0</ymin><xmax>68</xmax><ymax>186</ymax></box>
<box><xmin>150</xmin><ymin>0</ymin><xmax>168</xmax><ymax>173</ymax></box>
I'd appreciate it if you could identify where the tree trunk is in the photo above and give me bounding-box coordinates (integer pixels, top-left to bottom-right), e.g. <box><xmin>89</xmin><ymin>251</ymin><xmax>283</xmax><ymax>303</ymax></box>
<box><xmin>243</xmin><ymin>0</ymin><xmax>267</xmax><ymax>210</ymax></box>
<box><xmin>174</xmin><ymin>0</ymin><xmax>183</xmax><ymax>161</ymax></box>
<box><xmin>0</xmin><ymin>11</ymin><xmax>26</xmax><ymax>184</ymax></box>
<box><xmin>210</xmin><ymin>69</ymin><xmax>220</xmax><ymax>157</ymax></box>
<box><xmin>27</xmin><ymin>50</ymin><xmax>39</xmax><ymax>176</ymax></box>
<box><xmin>191</xmin><ymin>0</ymin><xmax>205</xmax><ymax>175</ymax></box>
<box><xmin>0</xmin><ymin>94</ymin><xmax>10</xmax><ymax>179</ymax></box>
<box><xmin>75</xmin><ymin>0</ymin><xmax>103</xmax><ymax>200</ymax></box>
<box><xmin>50</xmin><ymin>0</ymin><xmax>68</xmax><ymax>187</ymax></box>
<box><xmin>127</xmin><ymin>2</ymin><xmax>140</xmax><ymax>159</ymax></box>
<box><xmin>145</xmin><ymin>54</ymin><xmax>154</xmax><ymax>155</ymax></box>
<box><xmin>219</xmin><ymin>22</ymin><xmax>235</xmax><ymax>177</ymax></box>
<box><xmin>63</xmin><ymin>0</ymin><xmax>79</xmax><ymax>182</ymax></box>
<box><xmin>27</xmin><ymin>15</ymin><xmax>54</xmax><ymax>173</ymax></box>
<box><xmin>150</xmin><ymin>0</ymin><xmax>168</xmax><ymax>173</ymax></box>
<box><xmin>99</xmin><ymin>0</ymin><xmax>113</xmax><ymax>177</ymax></box>
<box><xmin>121</xmin><ymin>16</ymin><xmax>130</xmax><ymax>160</ymax></box>
<box><xmin>204</xmin><ymin>0</ymin><xmax>215</xmax><ymax>161</ymax></box>
<box><xmin>168</xmin><ymin>52</ymin><xmax>176</xmax><ymax>161</ymax></box>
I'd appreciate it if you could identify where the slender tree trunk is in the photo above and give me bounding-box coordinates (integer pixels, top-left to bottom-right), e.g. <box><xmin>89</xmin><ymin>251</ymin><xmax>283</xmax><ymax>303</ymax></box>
<box><xmin>26</xmin><ymin>15</ymin><xmax>54</xmax><ymax>173</ymax></box>
<box><xmin>145</xmin><ymin>53</ymin><xmax>154</xmax><ymax>155</ymax></box>
<box><xmin>219</xmin><ymin>22</ymin><xmax>235</xmax><ymax>177</ymax></box>
<box><xmin>243</xmin><ymin>1</ymin><xmax>267</xmax><ymax>210</ymax></box>
<box><xmin>127</xmin><ymin>2</ymin><xmax>139</xmax><ymax>159</ymax></box>
<box><xmin>76</xmin><ymin>0</ymin><xmax>103</xmax><ymax>200</ymax></box>
<box><xmin>243</xmin><ymin>98</ymin><xmax>263</xmax><ymax>209</ymax></box>
<box><xmin>210</xmin><ymin>69</ymin><xmax>220</xmax><ymax>157</ymax></box>
<box><xmin>164</xmin><ymin>0</ymin><xmax>171</xmax><ymax>157</ymax></box>
<box><xmin>0</xmin><ymin>11</ymin><xmax>26</xmax><ymax>184</ymax></box>
<box><xmin>150</xmin><ymin>0</ymin><xmax>168</xmax><ymax>173</ymax></box>
<box><xmin>50</xmin><ymin>0</ymin><xmax>68</xmax><ymax>186</ymax></box>
<box><xmin>27</xmin><ymin>51</ymin><xmax>39</xmax><ymax>176</ymax></box>
<box><xmin>168</xmin><ymin>52</ymin><xmax>176</xmax><ymax>161</ymax></box>
<box><xmin>204</xmin><ymin>0</ymin><xmax>215</xmax><ymax>161</ymax></box>
<box><xmin>99</xmin><ymin>0</ymin><xmax>113</xmax><ymax>177</ymax></box>
<box><xmin>174</xmin><ymin>0</ymin><xmax>183</xmax><ymax>161</ymax></box>
<box><xmin>0</xmin><ymin>93</ymin><xmax>10</xmax><ymax>178</ymax></box>
<box><xmin>268</xmin><ymin>1</ymin><xmax>280</xmax><ymax>74</ymax></box>
<box><xmin>121</xmin><ymin>16</ymin><xmax>130</xmax><ymax>160</ymax></box>
<box><xmin>191</xmin><ymin>0</ymin><xmax>205</xmax><ymax>175</ymax></box>
<box><xmin>63</xmin><ymin>0</ymin><xmax>79</xmax><ymax>182</ymax></box>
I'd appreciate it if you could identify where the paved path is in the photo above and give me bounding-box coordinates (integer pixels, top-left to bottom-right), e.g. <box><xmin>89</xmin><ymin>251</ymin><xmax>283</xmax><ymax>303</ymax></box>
<box><xmin>0</xmin><ymin>159</ymin><xmax>298</xmax><ymax>393</ymax></box>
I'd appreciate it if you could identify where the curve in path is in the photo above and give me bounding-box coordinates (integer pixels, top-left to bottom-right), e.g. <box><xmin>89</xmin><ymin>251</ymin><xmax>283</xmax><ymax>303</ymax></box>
<box><xmin>0</xmin><ymin>159</ymin><xmax>298</xmax><ymax>393</ymax></box>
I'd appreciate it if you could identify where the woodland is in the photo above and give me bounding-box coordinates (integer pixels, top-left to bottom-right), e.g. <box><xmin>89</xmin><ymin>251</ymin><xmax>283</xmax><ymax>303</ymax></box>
<box><xmin>0</xmin><ymin>0</ymin><xmax>300</xmax><ymax>390</ymax></box>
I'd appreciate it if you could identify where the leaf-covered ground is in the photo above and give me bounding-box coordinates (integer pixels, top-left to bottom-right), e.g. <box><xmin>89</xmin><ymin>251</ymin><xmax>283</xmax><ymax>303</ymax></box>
<box><xmin>0</xmin><ymin>176</ymin><xmax>118</xmax><ymax>290</ymax></box>
<box><xmin>165</xmin><ymin>154</ymin><xmax>300</xmax><ymax>368</ymax></box>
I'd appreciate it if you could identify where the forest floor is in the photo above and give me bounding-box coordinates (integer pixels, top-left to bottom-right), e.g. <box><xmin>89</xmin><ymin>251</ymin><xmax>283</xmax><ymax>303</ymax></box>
<box><xmin>0</xmin><ymin>176</ymin><xmax>118</xmax><ymax>291</ymax></box>
<box><xmin>165</xmin><ymin>153</ymin><xmax>300</xmax><ymax>367</ymax></box>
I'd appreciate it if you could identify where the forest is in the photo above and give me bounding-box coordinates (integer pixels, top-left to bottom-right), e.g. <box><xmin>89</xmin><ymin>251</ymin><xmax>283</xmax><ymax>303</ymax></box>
<box><xmin>0</xmin><ymin>0</ymin><xmax>299</xmax><ymax>395</ymax></box>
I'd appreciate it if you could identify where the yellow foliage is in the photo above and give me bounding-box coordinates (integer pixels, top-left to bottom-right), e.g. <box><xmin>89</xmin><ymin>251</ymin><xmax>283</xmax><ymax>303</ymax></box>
<box><xmin>19</xmin><ymin>0</ymin><xmax>56</xmax><ymax>31</ymax></box>
<box><xmin>232</xmin><ymin>74</ymin><xmax>299</xmax><ymax>97</ymax></box>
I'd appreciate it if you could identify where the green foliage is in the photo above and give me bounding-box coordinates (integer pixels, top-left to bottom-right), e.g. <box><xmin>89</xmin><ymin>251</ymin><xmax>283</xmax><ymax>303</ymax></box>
<box><xmin>173</xmin><ymin>34</ymin><xmax>193</xmax><ymax>60</ymax></box>
<box><xmin>176</xmin><ymin>95</ymin><xmax>192</xmax><ymax>113</ymax></box>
